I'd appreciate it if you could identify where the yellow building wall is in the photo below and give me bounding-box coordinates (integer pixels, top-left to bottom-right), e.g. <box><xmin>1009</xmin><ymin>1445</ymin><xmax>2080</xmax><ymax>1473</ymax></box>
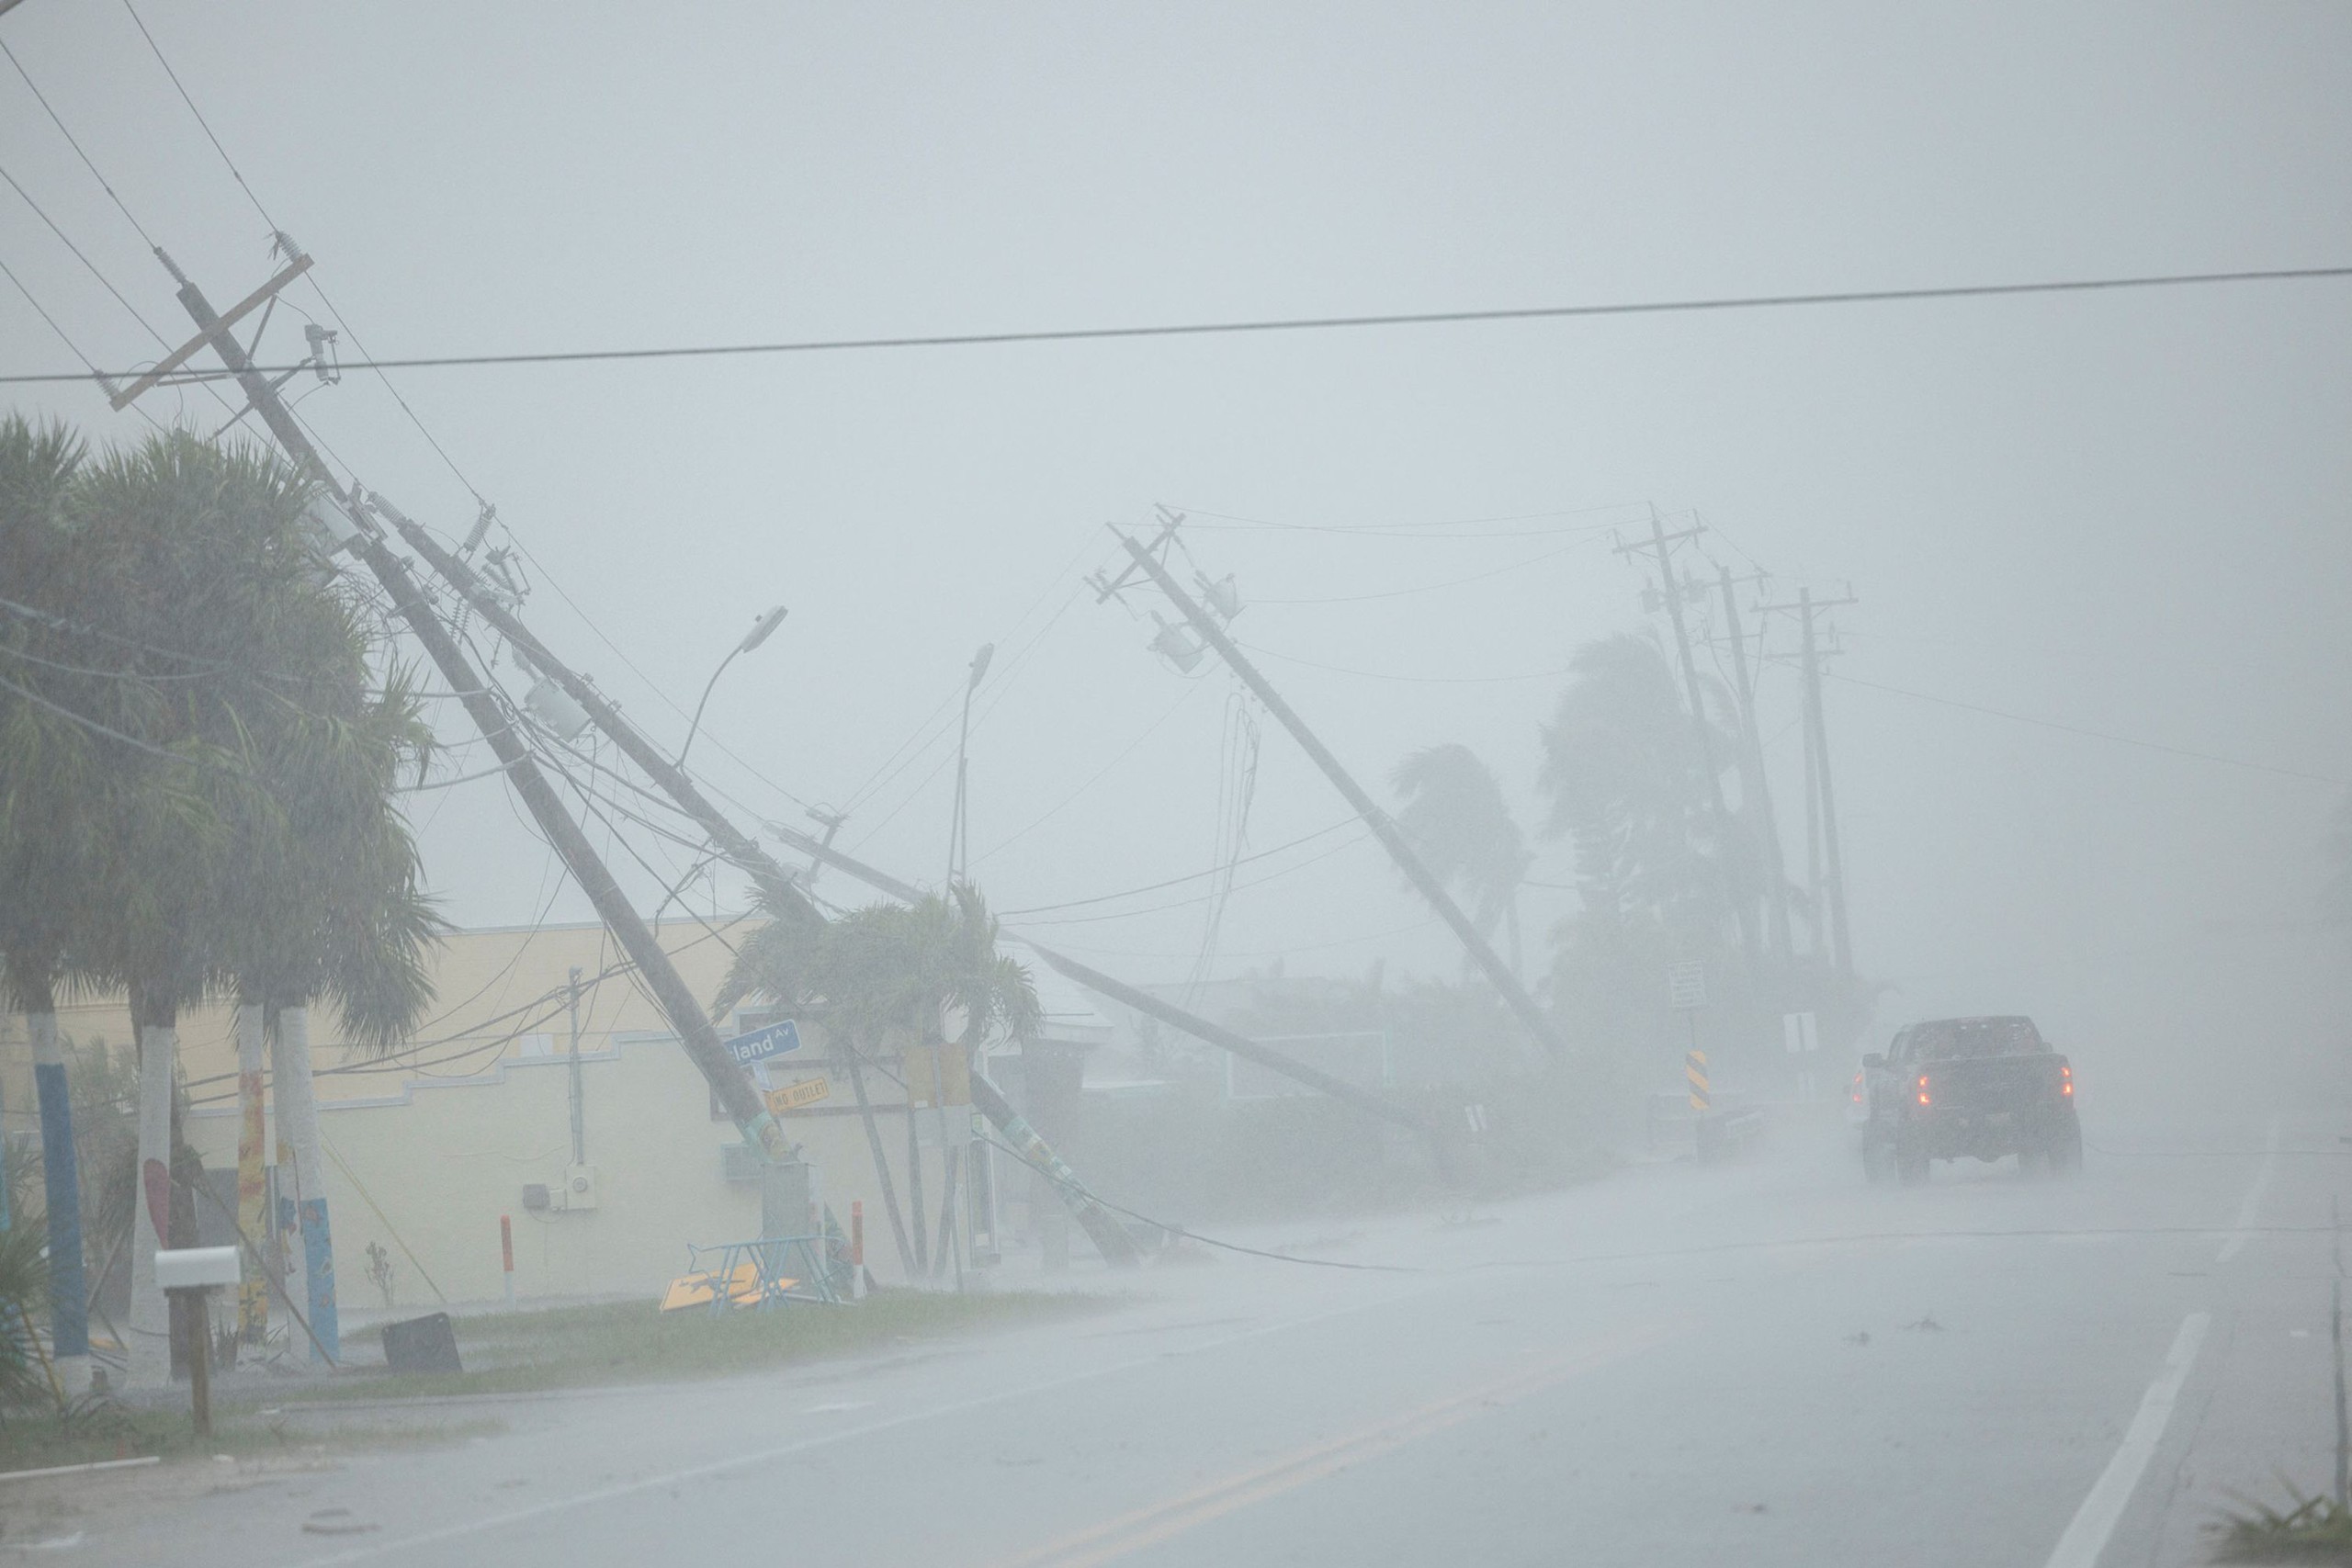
<box><xmin>4</xmin><ymin>919</ymin><xmax>947</xmax><ymax>1303</ymax></box>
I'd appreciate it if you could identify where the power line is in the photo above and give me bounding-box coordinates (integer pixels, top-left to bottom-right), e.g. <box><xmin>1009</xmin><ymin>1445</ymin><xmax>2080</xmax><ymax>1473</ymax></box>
<box><xmin>118</xmin><ymin>0</ymin><xmax>277</xmax><ymax>232</ymax></box>
<box><xmin>1237</xmin><ymin>639</ymin><xmax>1575</xmax><ymax>686</ymax></box>
<box><xmin>999</xmin><ymin>817</ymin><xmax>1358</xmax><ymax>916</ymax></box>
<box><xmin>0</xmin><ymin>158</ymin><xmax>176</xmax><ymax>349</ymax></box>
<box><xmin>9</xmin><ymin>263</ymin><xmax>2349</xmax><ymax>389</ymax></box>
<box><xmin>1826</xmin><ymin>671</ymin><xmax>2348</xmax><ymax>787</ymax></box>
<box><xmin>0</xmin><ymin>36</ymin><xmax>160</xmax><ymax>251</ymax></box>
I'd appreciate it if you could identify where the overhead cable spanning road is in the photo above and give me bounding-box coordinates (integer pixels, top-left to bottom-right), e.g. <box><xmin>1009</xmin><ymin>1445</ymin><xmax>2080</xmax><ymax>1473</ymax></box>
<box><xmin>7</xmin><ymin>263</ymin><xmax>2349</xmax><ymax>389</ymax></box>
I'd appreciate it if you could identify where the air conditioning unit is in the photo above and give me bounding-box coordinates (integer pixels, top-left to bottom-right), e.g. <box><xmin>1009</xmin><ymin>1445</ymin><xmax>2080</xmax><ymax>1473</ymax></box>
<box><xmin>720</xmin><ymin>1143</ymin><xmax>763</xmax><ymax>1185</ymax></box>
<box><xmin>562</xmin><ymin>1163</ymin><xmax>599</xmax><ymax>1212</ymax></box>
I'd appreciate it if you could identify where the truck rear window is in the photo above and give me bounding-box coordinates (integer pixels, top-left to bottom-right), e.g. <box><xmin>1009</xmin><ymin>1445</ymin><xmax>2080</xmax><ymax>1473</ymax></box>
<box><xmin>1909</xmin><ymin>1017</ymin><xmax>2043</xmax><ymax>1060</ymax></box>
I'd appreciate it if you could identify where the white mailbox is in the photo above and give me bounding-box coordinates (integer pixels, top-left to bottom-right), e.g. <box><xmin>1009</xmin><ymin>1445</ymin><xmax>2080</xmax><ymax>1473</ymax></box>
<box><xmin>153</xmin><ymin>1246</ymin><xmax>241</xmax><ymax>1290</ymax></box>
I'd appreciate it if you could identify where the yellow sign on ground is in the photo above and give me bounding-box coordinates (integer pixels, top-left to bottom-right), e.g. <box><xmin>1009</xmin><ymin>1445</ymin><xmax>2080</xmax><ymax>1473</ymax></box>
<box><xmin>764</xmin><ymin>1076</ymin><xmax>831</xmax><ymax>1115</ymax></box>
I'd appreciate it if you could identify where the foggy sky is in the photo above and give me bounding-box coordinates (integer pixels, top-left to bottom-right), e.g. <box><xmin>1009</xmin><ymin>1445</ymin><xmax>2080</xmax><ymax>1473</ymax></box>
<box><xmin>5</xmin><ymin>2</ymin><xmax>2347</xmax><ymax>1062</ymax></box>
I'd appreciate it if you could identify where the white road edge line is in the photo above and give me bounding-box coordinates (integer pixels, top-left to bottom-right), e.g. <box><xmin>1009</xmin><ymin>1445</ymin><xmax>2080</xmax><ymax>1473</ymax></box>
<box><xmin>2041</xmin><ymin>1311</ymin><xmax>2211</xmax><ymax>1568</ymax></box>
<box><xmin>2217</xmin><ymin>1118</ymin><xmax>2283</xmax><ymax>1264</ymax></box>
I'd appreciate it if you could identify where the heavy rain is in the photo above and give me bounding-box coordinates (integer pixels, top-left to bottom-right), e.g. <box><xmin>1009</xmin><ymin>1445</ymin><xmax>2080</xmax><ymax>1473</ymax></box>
<box><xmin>0</xmin><ymin>6</ymin><xmax>2348</xmax><ymax>1565</ymax></box>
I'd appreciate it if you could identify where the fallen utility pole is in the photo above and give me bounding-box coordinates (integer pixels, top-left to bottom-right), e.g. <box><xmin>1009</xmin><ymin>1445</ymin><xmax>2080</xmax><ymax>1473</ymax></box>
<box><xmin>758</xmin><ymin>820</ymin><xmax>1438</xmax><ymax>1143</ymax></box>
<box><xmin>1116</xmin><ymin>530</ymin><xmax>1566</xmax><ymax>1063</ymax></box>
<box><xmin>152</xmin><ymin>251</ymin><xmax>793</xmax><ymax>1161</ymax></box>
<box><xmin>380</xmin><ymin>497</ymin><xmax>1138</xmax><ymax>1263</ymax></box>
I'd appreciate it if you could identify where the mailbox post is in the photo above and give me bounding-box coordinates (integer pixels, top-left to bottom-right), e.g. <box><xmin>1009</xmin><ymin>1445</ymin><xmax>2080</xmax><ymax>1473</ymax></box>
<box><xmin>155</xmin><ymin>1247</ymin><xmax>240</xmax><ymax>1436</ymax></box>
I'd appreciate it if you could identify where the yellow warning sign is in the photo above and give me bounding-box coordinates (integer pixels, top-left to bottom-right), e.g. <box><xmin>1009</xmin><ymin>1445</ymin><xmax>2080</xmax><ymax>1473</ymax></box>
<box><xmin>764</xmin><ymin>1077</ymin><xmax>831</xmax><ymax>1115</ymax></box>
<box><xmin>1685</xmin><ymin>1049</ymin><xmax>1711</xmax><ymax>1113</ymax></box>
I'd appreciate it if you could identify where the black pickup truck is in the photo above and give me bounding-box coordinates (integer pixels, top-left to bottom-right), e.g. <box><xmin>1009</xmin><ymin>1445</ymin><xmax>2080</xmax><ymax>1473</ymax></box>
<box><xmin>1860</xmin><ymin>1015</ymin><xmax>2080</xmax><ymax>1183</ymax></box>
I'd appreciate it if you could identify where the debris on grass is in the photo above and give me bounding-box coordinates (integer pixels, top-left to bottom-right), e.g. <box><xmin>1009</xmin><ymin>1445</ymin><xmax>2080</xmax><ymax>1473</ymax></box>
<box><xmin>2211</xmin><ymin>1485</ymin><xmax>2352</xmax><ymax>1562</ymax></box>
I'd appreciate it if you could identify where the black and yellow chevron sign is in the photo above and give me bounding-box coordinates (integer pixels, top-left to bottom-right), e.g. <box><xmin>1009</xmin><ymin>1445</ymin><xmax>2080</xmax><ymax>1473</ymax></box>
<box><xmin>1685</xmin><ymin>1049</ymin><xmax>1711</xmax><ymax>1112</ymax></box>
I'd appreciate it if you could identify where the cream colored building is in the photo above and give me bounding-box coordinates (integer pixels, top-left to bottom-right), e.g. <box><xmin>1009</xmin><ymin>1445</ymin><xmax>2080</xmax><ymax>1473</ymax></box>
<box><xmin>3</xmin><ymin>919</ymin><xmax>985</xmax><ymax>1311</ymax></box>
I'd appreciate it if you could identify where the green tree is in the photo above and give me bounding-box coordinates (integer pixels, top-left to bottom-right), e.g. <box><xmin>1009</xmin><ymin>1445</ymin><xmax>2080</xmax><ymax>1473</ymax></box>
<box><xmin>1391</xmin><ymin>743</ymin><xmax>1531</xmax><ymax>976</ymax></box>
<box><xmin>2</xmin><ymin>427</ymin><xmax>438</xmax><ymax>1379</ymax></box>
<box><xmin>716</xmin><ymin>884</ymin><xmax>1040</xmax><ymax>1277</ymax></box>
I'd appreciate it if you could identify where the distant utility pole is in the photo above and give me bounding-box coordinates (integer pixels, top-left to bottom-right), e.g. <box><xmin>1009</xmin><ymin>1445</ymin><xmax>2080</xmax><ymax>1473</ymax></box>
<box><xmin>1716</xmin><ymin>565</ymin><xmax>1793</xmax><ymax>969</ymax></box>
<box><xmin>1113</xmin><ymin>528</ymin><xmax>1567</xmax><ymax>1064</ymax></box>
<box><xmin>142</xmin><ymin>249</ymin><xmax>795</xmax><ymax>1162</ymax></box>
<box><xmin>1614</xmin><ymin>515</ymin><xmax>1759</xmax><ymax>973</ymax></box>
<box><xmin>1758</xmin><ymin>584</ymin><xmax>1860</xmax><ymax>980</ymax></box>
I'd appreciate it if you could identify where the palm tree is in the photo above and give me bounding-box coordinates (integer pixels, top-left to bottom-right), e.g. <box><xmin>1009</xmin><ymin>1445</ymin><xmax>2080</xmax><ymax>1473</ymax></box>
<box><xmin>0</xmin><ymin>413</ymin><xmax>108</xmax><ymax>1386</ymax></box>
<box><xmin>1391</xmin><ymin>743</ymin><xmax>1532</xmax><ymax>977</ymax></box>
<box><xmin>28</xmin><ymin>430</ymin><xmax>436</xmax><ymax>1381</ymax></box>
<box><xmin>1537</xmin><ymin>633</ymin><xmax>1736</xmax><ymax>933</ymax></box>
<box><xmin>715</xmin><ymin>884</ymin><xmax>1040</xmax><ymax>1278</ymax></box>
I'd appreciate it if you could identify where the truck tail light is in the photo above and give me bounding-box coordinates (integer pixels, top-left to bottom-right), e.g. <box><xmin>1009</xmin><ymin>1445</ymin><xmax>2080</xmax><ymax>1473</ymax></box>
<box><xmin>2061</xmin><ymin>1065</ymin><xmax>2073</xmax><ymax>1097</ymax></box>
<box><xmin>1917</xmin><ymin>1074</ymin><xmax>1931</xmax><ymax>1107</ymax></box>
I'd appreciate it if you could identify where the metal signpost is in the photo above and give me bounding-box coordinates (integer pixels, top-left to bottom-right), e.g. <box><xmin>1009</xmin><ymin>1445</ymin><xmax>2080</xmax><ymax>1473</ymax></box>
<box><xmin>724</xmin><ymin>1020</ymin><xmax>805</xmax><ymax>1067</ymax></box>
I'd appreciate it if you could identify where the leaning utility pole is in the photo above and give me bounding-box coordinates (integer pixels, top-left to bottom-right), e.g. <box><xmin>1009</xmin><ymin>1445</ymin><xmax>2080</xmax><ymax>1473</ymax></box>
<box><xmin>1614</xmin><ymin>515</ymin><xmax>1758</xmax><ymax>972</ymax></box>
<box><xmin>756</xmin><ymin>820</ymin><xmax>1440</xmax><ymax>1144</ymax></box>
<box><xmin>1792</xmin><ymin>587</ymin><xmax>1857</xmax><ymax>979</ymax></box>
<box><xmin>147</xmin><ymin>250</ymin><xmax>794</xmax><ymax>1161</ymax></box>
<box><xmin>1114</xmin><ymin>530</ymin><xmax>1567</xmax><ymax>1064</ymax></box>
<box><xmin>375</xmin><ymin>473</ymin><xmax>1145</xmax><ymax>1262</ymax></box>
<box><xmin>1717</xmin><ymin>565</ymin><xmax>1793</xmax><ymax>968</ymax></box>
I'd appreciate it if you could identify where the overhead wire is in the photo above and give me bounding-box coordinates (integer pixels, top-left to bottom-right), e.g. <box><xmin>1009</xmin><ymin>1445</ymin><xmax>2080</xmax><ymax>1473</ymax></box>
<box><xmin>17</xmin><ymin>263</ymin><xmax>2352</xmax><ymax>388</ymax></box>
<box><xmin>996</xmin><ymin>819</ymin><xmax>1357</xmax><ymax>918</ymax></box>
<box><xmin>1826</xmin><ymin>670</ymin><xmax>2347</xmax><ymax>787</ymax></box>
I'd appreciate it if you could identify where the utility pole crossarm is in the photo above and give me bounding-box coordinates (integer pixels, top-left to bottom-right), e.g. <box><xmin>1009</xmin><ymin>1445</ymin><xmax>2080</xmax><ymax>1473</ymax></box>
<box><xmin>113</xmin><ymin>253</ymin><xmax>312</xmax><ymax>411</ymax></box>
<box><xmin>1115</xmin><ymin>532</ymin><xmax>1566</xmax><ymax>1063</ymax></box>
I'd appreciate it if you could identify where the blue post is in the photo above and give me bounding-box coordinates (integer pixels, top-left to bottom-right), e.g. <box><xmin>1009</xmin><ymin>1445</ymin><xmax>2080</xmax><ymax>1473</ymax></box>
<box><xmin>33</xmin><ymin>1054</ymin><xmax>87</xmax><ymax>1359</ymax></box>
<box><xmin>300</xmin><ymin>1197</ymin><xmax>337</xmax><ymax>1361</ymax></box>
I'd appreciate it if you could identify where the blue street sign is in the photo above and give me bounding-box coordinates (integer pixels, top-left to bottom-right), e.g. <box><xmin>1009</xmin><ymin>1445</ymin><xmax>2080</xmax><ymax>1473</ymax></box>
<box><xmin>723</xmin><ymin>1020</ymin><xmax>803</xmax><ymax>1066</ymax></box>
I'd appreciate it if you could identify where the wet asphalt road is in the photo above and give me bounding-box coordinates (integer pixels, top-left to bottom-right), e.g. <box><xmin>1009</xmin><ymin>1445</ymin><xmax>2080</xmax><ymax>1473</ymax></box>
<box><xmin>28</xmin><ymin>1071</ymin><xmax>2341</xmax><ymax>1568</ymax></box>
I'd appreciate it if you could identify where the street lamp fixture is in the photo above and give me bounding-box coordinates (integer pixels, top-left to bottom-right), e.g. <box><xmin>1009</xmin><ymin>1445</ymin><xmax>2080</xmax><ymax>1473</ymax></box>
<box><xmin>679</xmin><ymin>604</ymin><xmax>786</xmax><ymax>767</ymax></box>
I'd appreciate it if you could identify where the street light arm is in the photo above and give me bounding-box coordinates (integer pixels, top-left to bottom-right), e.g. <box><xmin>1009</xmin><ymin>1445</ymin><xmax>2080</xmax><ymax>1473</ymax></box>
<box><xmin>678</xmin><ymin>644</ymin><xmax>741</xmax><ymax>769</ymax></box>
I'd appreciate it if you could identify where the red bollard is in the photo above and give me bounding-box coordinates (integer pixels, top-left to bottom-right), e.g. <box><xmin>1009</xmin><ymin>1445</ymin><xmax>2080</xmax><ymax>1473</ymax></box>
<box><xmin>850</xmin><ymin>1201</ymin><xmax>866</xmax><ymax>1300</ymax></box>
<box><xmin>500</xmin><ymin>1214</ymin><xmax>515</xmax><ymax>1312</ymax></box>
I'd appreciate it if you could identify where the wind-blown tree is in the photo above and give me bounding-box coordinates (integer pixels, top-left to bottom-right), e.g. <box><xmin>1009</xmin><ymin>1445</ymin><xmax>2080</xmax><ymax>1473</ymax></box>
<box><xmin>1536</xmin><ymin>634</ymin><xmax>1754</xmax><ymax>1093</ymax></box>
<box><xmin>0</xmin><ymin>415</ymin><xmax>228</xmax><ymax>1387</ymax></box>
<box><xmin>1538</xmin><ymin>634</ymin><xmax>1736</xmax><ymax>933</ymax></box>
<box><xmin>1391</xmin><ymin>743</ymin><xmax>1532</xmax><ymax>977</ymax></box>
<box><xmin>0</xmin><ymin>414</ymin><xmax>111</xmax><ymax>1385</ymax></box>
<box><xmin>210</xmin><ymin>604</ymin><xmax>443</xmax><ymax>1361</ymax></box>
<box><xmin>715</xmin><ymin>884</ymin><xmax>1040</xmax><ymax>1278</ymax></box>
<box><xmin>37</xmin><ymin>430</ymin><xmax>437</xmax><ymax>1381</ymax></box>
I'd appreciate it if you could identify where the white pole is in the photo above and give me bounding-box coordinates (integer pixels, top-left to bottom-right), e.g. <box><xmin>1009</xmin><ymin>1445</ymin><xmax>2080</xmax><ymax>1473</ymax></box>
<box><xmin>126</xmin><ymin>1021</ymin><xmax>175</xmax><ymax>1389</ymax></box>
<box><xmin>232</xmin><ymin>1003</ymin><xmax>270</xmax><ymax>1355</ymax></box>
<box><xmin>270</xmin><ymin>1006</ymin><xmax>339</xmax><ymax>1361</ymax></box>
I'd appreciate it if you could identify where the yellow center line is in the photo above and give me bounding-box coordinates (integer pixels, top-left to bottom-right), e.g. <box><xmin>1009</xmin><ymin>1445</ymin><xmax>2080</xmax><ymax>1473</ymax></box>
<box><xmin>989</xmin><ymin>1318</ymin><xmax>1686</xmax><ymax>1568</ymax></box>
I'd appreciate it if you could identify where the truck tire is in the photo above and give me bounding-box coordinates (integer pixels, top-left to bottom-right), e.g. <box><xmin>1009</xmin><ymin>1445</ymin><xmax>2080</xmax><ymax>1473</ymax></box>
<box><xmin>1896</xmin><ymin>1140</ymin><xmax>1929</xmax><ymax>1185</ymax></box>
<box><xmin>2046</xmin><ymin>1115</ymin><xmax>2083</xmax><ymax>1174</ymax></box>
<box><xmin>1862</xmin><ymin>1136</ymin><xmax>1893</xmax><ymax>1185</ymax></box>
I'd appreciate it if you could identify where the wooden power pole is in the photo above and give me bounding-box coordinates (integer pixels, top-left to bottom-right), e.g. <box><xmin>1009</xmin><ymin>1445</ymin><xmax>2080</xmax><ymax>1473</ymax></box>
<box><xmin>1115</xmin><ymin>530</ymin><xmax>1566</xmax><ymax>1064</ymax></box>
<box><xmin>146</xmin><ymin>250</ymin><xmax>795</xmax><ymax>1163</ymax></box>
